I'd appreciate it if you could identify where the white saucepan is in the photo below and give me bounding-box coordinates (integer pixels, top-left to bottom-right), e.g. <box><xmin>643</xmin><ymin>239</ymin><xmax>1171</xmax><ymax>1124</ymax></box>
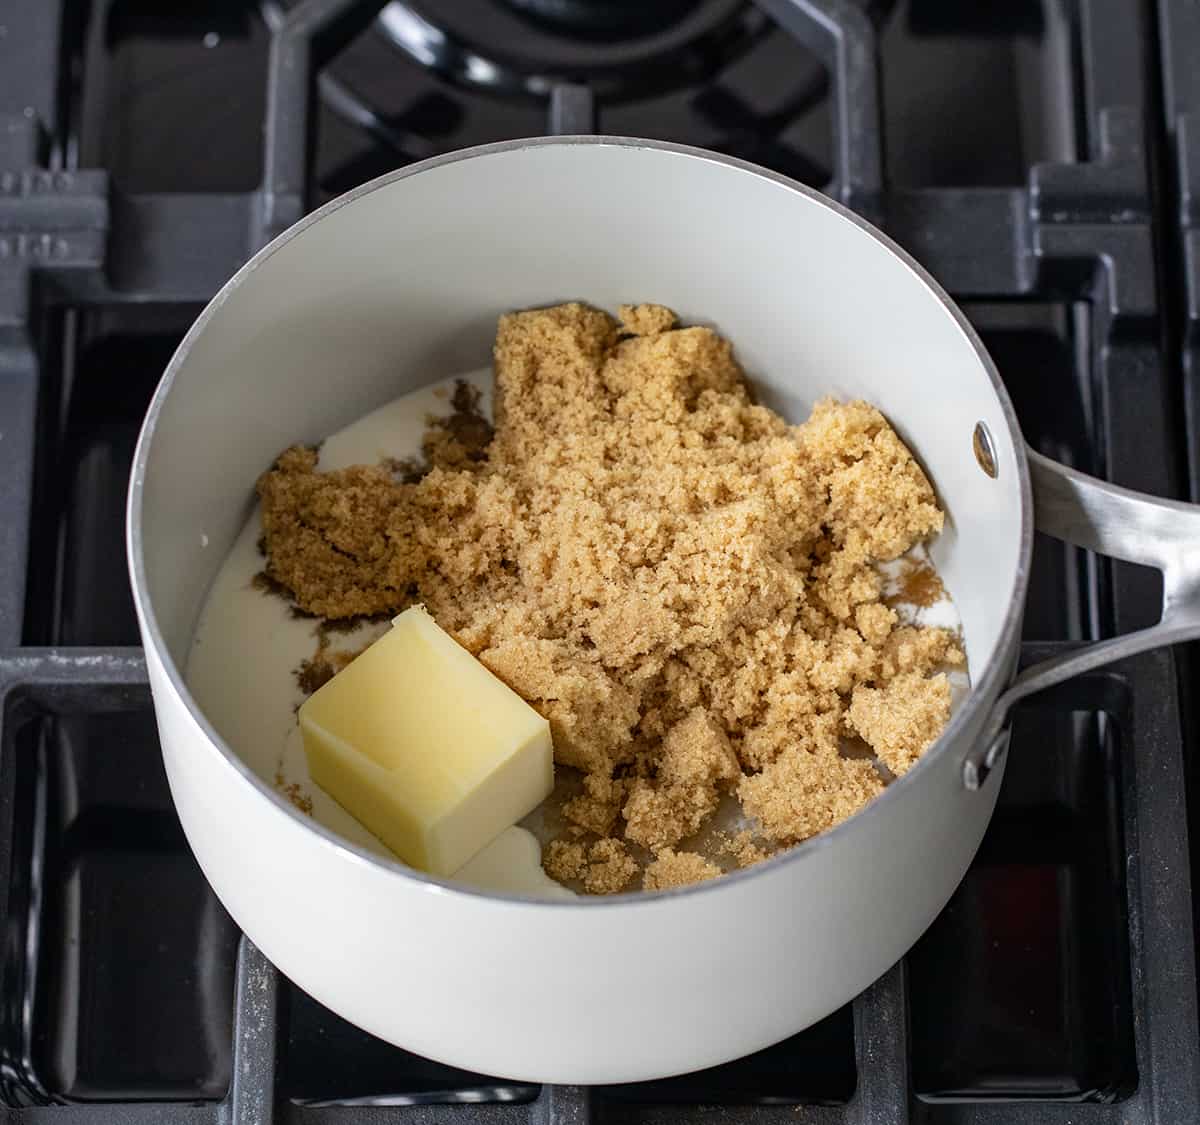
<box><xmin>125</xmin><ymin>137</ymin><xmax>1200</xmax><ymax>1084</ymax></box>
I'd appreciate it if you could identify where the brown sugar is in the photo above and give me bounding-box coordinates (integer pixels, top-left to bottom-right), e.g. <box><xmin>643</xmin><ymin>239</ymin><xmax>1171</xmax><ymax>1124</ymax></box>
<box><xmin>848</xmin><ymin>671</ymin><xmax>952</xmax><ymax>776</ymax></box>
<box><xmin>739</xmin><ymin>748</ymin><xmax>885</xmax><ymax>843</ymax></box>
<box><xmin>545</xmin><ymin>837</ymin><xmax>639</xmax><ymax>894</ymax></box>
<box><xmin>251</xmin><ymin>569</ymin><xmax>315</xmax><ymax>619</ymax></box>
<box><xmin>543</xmin><ymin>839</ymin><xmax>588</xmax><ymax>883</ymax></box>
<box><xmin>582</xmin><ymin>838</ymin><xmax>640</xmax><ymax>894</ymax></box>
<box><xmin>257</xmin><ymin>302</ymin><xmax>962</xmax><ymax>891</ymax></box>
<box><xmin>619</xmin><ymin>303</ymin><xmax>678</xmax><ymax>336</ymax></box>
<box><xmin>644</xmin><ymin>848</ymin><xmax>722</xmax><ymax>890</ymax></box>
<box><xmin>274</xmin><ymin>770</ymin><xmax>314</xmax><ymax>816</ymax></box>
<box><xmin>295</xmin><ymin>647</ymin><xmax>357</xmax><ymax>697</ymax></box>
<box><xmin>622</xmin><ymin>708</ymin><xmax>739</xmax><ymax>850</ymax></box>
<box><xmin>562</xmin><ymin>772</ymin><xmax>629</xmax><ymax>836</ymax></box>
<box><xmin>885</xmin><ymin>556</ymin><xmax>947</xmax><ymax>611</ymax></box>
<box><xmin>420</xmin><ymin>379</ymin><xmax>495</xmax><ymax>473</ymax></box>
<box><xmin>294</xmin><ymin>624</ymin><xmax>373</xmax><ymax>699</ymax></box>
<box><xmin>721</xmin><ymin>831</ymin><xmax>775</xmax><ymax>868</ymax></box>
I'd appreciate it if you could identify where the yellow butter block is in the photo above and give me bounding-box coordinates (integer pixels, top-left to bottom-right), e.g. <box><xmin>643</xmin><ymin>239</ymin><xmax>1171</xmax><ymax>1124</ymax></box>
<box><xmin>299</xmin><ymin>606</ymin><xmax>553</xmax><ymax>876</ymax></box>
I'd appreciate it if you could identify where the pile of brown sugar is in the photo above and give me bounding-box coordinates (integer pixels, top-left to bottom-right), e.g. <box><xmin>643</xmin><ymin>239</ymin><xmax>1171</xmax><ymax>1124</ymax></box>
<box><xmin>257</xmin><ymin>302</ymin><xmax>964</xmax><ymax>892</ymax></box>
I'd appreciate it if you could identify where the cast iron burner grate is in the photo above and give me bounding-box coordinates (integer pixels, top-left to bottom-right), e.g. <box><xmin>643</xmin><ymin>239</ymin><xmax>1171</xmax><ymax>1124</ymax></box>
<box><xmin>0</xmin><ymin>0</ymin><xmax>1198</xmax><ymax>1121</ymax></box>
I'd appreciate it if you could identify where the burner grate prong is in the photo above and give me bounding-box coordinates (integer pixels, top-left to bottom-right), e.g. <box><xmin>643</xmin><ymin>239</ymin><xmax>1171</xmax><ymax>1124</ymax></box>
<box><xmin>228</xmin><ymin>938</ymin><xmax>286</xmax><ymax>1125</ymax></box>
<box><xmin>548</xmin><ymin>85</ymin><xmax>596</xmax><ymax>136</ymax></box>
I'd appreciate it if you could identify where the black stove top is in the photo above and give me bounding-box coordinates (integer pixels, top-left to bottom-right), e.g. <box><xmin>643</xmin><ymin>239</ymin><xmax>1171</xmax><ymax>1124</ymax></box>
<box><xmin>2</xmin><ymin>1</ymin><xmax>1199</xmax><ymax>1121</ymax></box>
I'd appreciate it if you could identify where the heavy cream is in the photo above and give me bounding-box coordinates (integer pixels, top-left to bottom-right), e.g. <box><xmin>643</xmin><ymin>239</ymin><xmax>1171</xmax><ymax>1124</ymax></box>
<box><xmin>187</xmin><ymin>370</ymin><xmax>575</xmax><ymax>899</ymax></box>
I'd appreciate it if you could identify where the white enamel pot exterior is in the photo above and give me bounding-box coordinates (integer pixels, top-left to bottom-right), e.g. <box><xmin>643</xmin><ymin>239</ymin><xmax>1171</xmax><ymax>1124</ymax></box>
<box><xmin>126</xmin><ymin>138</ymin><xmax>1200</xmax><ymax>1084</ymax></box>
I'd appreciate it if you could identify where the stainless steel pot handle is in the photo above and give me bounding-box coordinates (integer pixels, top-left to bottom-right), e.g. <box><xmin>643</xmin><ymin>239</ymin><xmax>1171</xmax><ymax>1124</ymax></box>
<box><xmin>962</xmin><ymin>448</ymin><xmax>1200</xmax><ymax>790</ymax></box>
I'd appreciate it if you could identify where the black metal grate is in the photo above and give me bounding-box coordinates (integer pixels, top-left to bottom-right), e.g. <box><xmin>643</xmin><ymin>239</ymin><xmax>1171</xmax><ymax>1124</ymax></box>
<box><xmin>1</xmin><ymin>1</ymin><xmax>1198</xmax><ymax>1122</ymax></box>
<box><xmin>1155</xmin><ymin>0</ymin><xmax>1200</xmax><ymax>501</ymax></box>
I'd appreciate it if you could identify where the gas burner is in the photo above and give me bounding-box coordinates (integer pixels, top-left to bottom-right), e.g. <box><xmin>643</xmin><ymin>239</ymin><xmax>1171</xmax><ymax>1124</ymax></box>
<box><xmin>498</xmin><ymin>0</ymin><xmax>703</xmax><ymax>41</ymax></box>
<box><xmin>259</xmin><ymin>0</ymin><xmax>831</xmax><ymax>217</ymax></box>
<box><xmin>374</xmin><ymin>0</ymin><xmax>769</xmax><ymax>102</ymax></box>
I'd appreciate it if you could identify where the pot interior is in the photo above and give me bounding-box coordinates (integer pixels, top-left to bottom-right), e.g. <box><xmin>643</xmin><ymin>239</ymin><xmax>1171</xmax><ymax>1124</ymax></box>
<box><xmin>132</xmin><ymin>139</ymin><xmax>1025</xmax><ymax>763</ymax></box>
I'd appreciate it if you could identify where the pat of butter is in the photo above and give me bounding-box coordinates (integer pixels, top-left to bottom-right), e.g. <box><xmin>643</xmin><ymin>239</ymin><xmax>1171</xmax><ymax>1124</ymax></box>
<box><xmin>298</xmin><ymin>606</ymin><xmax>553</xmax><ymax>876</ymax></box>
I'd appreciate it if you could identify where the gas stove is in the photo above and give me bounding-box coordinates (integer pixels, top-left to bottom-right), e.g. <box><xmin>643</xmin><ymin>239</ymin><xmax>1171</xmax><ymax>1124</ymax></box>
<box><xmin>1</xmin><ymin>1</ymin><xmax>1198</xmax><ymax>1121</ymax></box>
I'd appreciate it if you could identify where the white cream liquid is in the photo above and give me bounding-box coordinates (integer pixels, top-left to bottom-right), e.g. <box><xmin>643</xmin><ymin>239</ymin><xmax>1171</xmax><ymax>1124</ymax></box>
<box><xmin>187</xmin><ymin>371</ymin><xmax>967</xmax><ymax>897</ymax></box>
<box><xmin>187</xmin><ymin>370</ymin><xmax>573</xmax><ymax>900</ymax></box>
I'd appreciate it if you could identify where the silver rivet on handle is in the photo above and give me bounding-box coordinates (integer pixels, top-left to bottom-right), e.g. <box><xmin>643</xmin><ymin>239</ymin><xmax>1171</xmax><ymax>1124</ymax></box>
<box><xmin>973</xmin><ymin>421</ymin><xmax>998</xmax><ymax>478</ymax></box>
<box><xmin>963</xmin><ymin>725</ymin><xmax>1011</xmax><ymax>790</ymax></box>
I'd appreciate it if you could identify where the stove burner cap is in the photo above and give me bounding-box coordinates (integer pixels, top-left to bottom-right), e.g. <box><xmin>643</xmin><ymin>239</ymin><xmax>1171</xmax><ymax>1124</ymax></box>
<box><xmin>500</xmin><ymin>0</ymin><xmax>703</xmax><ymax>41</ymax></box>
<box><xmin>374</xmin><ymin>1</ymin><xmax>768</xmax><ymax>105</ymax></box>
